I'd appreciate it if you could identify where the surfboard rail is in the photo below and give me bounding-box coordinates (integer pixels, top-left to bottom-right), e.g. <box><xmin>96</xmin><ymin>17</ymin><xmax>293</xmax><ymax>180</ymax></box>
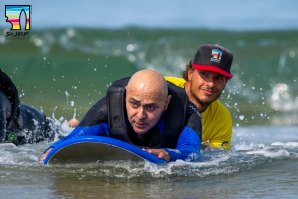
<box><xmin>43</xmin><ymin>136</ymin><xmax>167</xmax><ymax>165</ymax></box>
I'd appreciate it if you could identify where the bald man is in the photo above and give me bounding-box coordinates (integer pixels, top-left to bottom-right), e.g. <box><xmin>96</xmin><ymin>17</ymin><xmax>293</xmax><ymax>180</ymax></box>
<box><xmin>42</xmin><ymin>69</ymin><xmax>202</xmax><ymax>162</ymax></box>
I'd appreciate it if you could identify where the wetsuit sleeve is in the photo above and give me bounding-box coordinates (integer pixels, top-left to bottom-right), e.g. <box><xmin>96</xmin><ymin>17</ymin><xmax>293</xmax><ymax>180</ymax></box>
<box><xmin>164</xmin><ymin>126</ymin><xmax>201</xmax><ymax>161</ymax></box>
<box><xmin>48</xmin><ymin>123</ymin><xmax>110</xmax><ymax>149</ymax></box>
<box><xmin>164</xmin><ymin>102</ymin><xmax>202</xmax><ymax>161</ymax></box>
<box><xmin>165</xmin><ymin>102</ymin><xmax>202</xmax><ymax>161</ymax></box>
<box><xmin>79</xmin><ymin>97</ymin><xmax>108</xmax><ymax>126</ymax></box>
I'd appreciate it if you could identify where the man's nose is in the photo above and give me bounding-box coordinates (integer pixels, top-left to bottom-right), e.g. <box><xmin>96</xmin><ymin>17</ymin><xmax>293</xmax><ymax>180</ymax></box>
<box><xmin>205</xmin><ymin>77</ymin><xmax>216</xmax><ymax>86</ymax></box>
<box><xmin>136</xmin><ymin>107</ymin><xmax>146</xmax><ymax>119</ymax></box>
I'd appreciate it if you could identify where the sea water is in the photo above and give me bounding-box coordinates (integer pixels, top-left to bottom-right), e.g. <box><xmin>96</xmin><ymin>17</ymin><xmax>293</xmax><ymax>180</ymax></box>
<box><xmin>1</xmin><ymin>6</ymin><xmax>298</xmax><ymax>197</ymax></box>
<box><xmin>0</xmin><ymin>126</ymin><xmax>297</xmax><ymax>198</ymax></box>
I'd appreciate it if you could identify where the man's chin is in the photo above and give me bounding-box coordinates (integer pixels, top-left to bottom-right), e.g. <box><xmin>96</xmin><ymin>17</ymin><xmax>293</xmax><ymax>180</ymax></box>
<box><xmin>199</xmin><ymin>95</ymin><xmax>218</xmax><ymax>105</ymax></box>
<box><xmin>133</xmin><ymin>127</ymin><xmax>149</xmax><ymax>135</ymax></box>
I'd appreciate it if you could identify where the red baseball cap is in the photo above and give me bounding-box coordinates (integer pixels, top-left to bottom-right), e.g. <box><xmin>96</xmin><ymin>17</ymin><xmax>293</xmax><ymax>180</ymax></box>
<box><xmin>191</xmin><ymin>44</ymin><xmax>234</xmax><ymax>78</ymax></box>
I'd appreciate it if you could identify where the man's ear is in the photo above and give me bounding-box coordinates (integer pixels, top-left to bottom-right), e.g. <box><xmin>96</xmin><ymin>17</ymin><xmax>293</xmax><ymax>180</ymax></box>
<box><xmin>188</xmin><ymin>69</ymin><xmax>194</xmax><ymax>81</ymax></box>
<box><xmin>164</xmin><ymin>95</ymin><xmax>172</xmax><ymax>110</ymax></box>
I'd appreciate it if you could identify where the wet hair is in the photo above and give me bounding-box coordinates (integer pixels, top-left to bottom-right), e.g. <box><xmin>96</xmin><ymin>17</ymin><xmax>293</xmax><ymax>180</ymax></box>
<box><xmin>182</xmin><ymin>60</ymin><xmax>194</xmax><ymax>81</ymax></box>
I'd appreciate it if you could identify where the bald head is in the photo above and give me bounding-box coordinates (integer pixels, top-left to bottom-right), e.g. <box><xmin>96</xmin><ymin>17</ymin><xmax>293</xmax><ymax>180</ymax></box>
<box><xmin>125</xmin><ymin>69</ymin><xmax>171</xmax><ymax>134</ymax></box>
<box><xmin>126</xmin><ymin>69</ymin><xmax>168</xmax><ymax>100</ymax></box>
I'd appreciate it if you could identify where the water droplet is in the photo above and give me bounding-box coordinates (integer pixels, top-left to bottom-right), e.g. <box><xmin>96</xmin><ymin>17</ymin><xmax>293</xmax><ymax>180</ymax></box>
<box><xmin>126</xmin><ymin>44</ymin><xmax>135</xmax><ymax>52</ymax></box>
<box><xmin>289</xmin><ymin>50</ymin><xmax>296</xmax><ymax>58</ymax></box>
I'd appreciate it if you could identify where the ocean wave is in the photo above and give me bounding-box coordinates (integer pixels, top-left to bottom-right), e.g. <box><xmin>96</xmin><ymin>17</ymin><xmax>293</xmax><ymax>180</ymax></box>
<box><xmin>1</xmin><ymin>135</ymin><xmax>297</xmax><ymax>179</ymax></box>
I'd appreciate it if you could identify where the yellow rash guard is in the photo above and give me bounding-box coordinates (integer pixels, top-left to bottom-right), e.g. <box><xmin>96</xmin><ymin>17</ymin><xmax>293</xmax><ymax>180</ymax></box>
<box><xmin>165</xmin><ymin>76</ymin><xmax>232</xmax><ymax>150</ymax></box>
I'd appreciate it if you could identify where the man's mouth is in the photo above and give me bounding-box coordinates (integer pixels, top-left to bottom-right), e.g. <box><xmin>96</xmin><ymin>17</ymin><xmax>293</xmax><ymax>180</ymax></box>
<box><xmin>201</xmin><ymin>88</ymin><xmax>216</xmax><ymax>95</ymax></box>
<box><xmin>135</xmin><ymin>121</ymin><xmax>147</xmax><ymax>128</ymax></box>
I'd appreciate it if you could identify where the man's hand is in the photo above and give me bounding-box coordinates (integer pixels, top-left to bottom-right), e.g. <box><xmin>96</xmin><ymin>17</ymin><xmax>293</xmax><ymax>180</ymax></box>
<box><xmin>40</xmin><ymin>148</ymin><xmax>53</xmax><ymax>161</ymax></box>
<box><xmin>145</xmin><ymin>148</ymin><xmax>170</xmax><ymax>161</ymax></box>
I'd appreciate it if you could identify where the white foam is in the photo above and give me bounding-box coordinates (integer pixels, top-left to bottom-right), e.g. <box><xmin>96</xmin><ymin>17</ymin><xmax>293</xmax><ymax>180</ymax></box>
<box><xmin>246</xmin><ymin>148</ymin><xmax>290</xmax><ymax>158</ymax></box>
<box><xmin>0</xmin><ymin>151</ymin><xmax>15</xmax><ymax>165</ymax></box>
<box><xmin>272</xmin><ymin>142</ymin><xmax>298</xmax><ymax>148</ymax></box>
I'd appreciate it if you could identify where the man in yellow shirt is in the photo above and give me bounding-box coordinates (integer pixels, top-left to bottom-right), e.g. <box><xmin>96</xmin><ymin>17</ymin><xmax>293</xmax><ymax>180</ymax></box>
<box><xmin>166</xmin><ymin>44</ymin><xmax>234</xmax><ymax>150</ymax></box>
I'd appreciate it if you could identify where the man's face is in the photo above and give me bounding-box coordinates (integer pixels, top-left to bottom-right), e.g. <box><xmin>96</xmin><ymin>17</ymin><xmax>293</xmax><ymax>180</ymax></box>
<box><xmin>125</xmin><ymin>89</ymin><xmax>168</xmax><ymax>135</ymax></box>
<box><xmin>188</xmin><ymin>69</ymin><xmax>228</xmax><ymax>108</ymax></box>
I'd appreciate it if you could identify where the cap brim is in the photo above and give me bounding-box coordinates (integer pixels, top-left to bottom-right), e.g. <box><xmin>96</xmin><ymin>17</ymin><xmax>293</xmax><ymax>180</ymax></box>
<box><xmin>192</xmin><ymin>64</ymin><xmax>233</xmax><ymax>78</ymax></box>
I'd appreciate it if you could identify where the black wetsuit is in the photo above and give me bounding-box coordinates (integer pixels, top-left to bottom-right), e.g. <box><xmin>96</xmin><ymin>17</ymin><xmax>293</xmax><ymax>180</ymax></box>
<box><xmin>0</xmin><ymin>69</ymin><xmax>55</xmax><ymax>145</ymax></box>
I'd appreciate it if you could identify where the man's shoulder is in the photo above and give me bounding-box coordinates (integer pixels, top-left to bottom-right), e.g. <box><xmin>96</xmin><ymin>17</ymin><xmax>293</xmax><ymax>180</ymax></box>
<box><xmin>202</xmin><ymin>100</ymin><xmax>232</xmax><ymax>149</ymax></box>
<box><xmin>208</xmin><ymin>100</ymin><xmax>231</xmax><ymax>116</ymax></box>
<box><xmin>165</xmin><ymin>76</ymin><xmax>186</xmax><ymax>88</ymax></box>
<box><xmin>201</xmin><ymin>99</ymin><xmax>232</xmax><ymax>124</ymax></box>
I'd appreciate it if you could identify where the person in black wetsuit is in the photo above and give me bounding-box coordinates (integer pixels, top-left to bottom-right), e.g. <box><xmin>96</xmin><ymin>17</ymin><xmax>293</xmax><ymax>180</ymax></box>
<box><xmin>0</xmin><ymin>68</ymin><xmax>56</xmax><ymax>145</ymax></box>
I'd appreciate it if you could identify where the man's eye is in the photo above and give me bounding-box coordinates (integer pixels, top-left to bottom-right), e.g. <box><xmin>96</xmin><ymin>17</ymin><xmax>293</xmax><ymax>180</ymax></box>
<box><xmin>216</xmin><ymin>76</ymin><xmax>224</xmax><ymax>80</ymax></box>
<box><xmin>199</xmin><ymin>71</ymin><xmax>208</xmax><ymax>77</ymax></box>
<box><xmin>216</xmin><ymin>76</ymin><xmax>226</xmax><ymax>82</ymax></box>
<box><xmin>145</xmin><ymin>105</ymin><xmax>156</xmax><ymax>111</ymax></box>
<box><xmin>130</xmin><ymin>102</ymin><xmax>139</xmax><ymax>108</ymax></box>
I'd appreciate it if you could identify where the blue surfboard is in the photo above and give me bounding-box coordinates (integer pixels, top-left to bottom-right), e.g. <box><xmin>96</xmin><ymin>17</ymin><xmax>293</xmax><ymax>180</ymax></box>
<box><xmin>43</xmin><ymin>136</ymin><xmax>167</xmax><ymax>165</ymax></box>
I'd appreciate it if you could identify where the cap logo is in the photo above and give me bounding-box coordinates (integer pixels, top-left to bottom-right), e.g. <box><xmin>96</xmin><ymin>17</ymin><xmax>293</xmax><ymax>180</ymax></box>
<box><xmin>210</xmin><ymin>49</ymin><xmax>222</xmax><ymax>63</ymax></box>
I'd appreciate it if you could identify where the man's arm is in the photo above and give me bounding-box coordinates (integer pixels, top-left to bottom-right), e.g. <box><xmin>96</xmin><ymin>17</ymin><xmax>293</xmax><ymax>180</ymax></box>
<box><xmin>167</xmin><ymin>102</ymin><xmax>202</xmax><ymax>161</ymax></box>
<box><xmin>164</xmin><ymin>126</ymin><xmax>201</xmax><ymax>161</ymax></box>
<box><xmin>146</xmin><ymin>126</ymin><xmax>201</xmax><ymax>161</ymax></box>
<box><xmin>146</xmin><ymin>102</ymin><xmax>202</xmax><ymax>162</ymax></box>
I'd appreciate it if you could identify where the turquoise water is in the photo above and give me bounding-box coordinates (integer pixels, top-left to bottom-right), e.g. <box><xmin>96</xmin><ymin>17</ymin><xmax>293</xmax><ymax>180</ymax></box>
<box><xmin>1</xmin><ymin>28</ymin><xmax>298</xmax><ymax>198</ymax></box>
<box><xmin>1</xmin><ymin>28</ymin><xmax>298</xmax><ymax>126</ymax></box>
